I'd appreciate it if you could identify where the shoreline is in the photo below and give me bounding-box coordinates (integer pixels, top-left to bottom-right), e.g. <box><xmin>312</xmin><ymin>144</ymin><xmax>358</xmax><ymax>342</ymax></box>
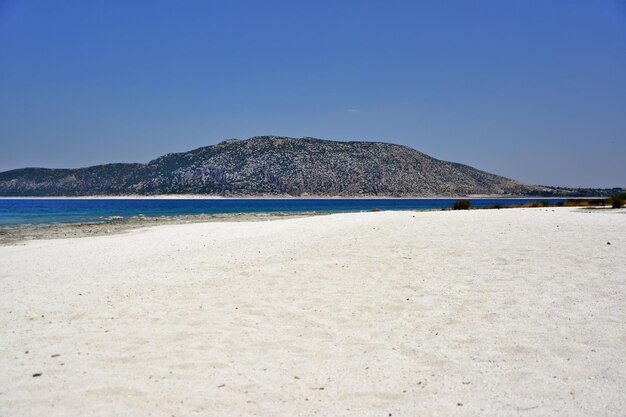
<box><xmin>0</xmin><ymin>195</ymin><xmax>601</xmax><ymax>200</ymax></box>
<box><xmin>3</xmin><ymin>206</ymin><xmax>621</xmax><ymax>246</ymax></box>
<box><xmin>0</xmin><ymin>211</ymin><xmax>328</xmax><ymax>246</ymax></box>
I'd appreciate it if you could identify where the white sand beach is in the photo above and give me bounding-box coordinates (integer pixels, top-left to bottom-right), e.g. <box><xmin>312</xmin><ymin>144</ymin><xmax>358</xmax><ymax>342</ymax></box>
<box><xmin>1</xmin><ymin>208</ymin><xmax>625</xmax><ymax>416</ymax></box>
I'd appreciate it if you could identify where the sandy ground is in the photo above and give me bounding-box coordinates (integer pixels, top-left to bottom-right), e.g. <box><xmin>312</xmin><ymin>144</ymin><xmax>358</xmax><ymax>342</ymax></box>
<box><xmin>0</xmin><ymin>208</ymin><xmax>625</xmax><ymax>417</ymax></box>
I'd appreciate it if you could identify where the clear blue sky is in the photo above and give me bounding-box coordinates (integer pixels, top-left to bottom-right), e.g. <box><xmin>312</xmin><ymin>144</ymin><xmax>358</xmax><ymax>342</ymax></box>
<box><xmin>1</xmin><ymin>0</ymin><xmax>624</xmax><ymax>188</ymax></box>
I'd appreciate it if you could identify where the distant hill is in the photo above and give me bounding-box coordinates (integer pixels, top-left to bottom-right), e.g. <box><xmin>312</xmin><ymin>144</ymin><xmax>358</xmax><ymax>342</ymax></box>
<box><xmin>0</xmin><ymin>136</ymin><xmax>620</xmax><ymax>197</ymax></box>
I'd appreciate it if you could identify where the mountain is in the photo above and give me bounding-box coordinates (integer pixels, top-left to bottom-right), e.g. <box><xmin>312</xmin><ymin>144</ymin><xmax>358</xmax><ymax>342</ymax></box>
<box><xmin>0</xmin><ymin>136</ymin><xmax>614</xmax><ymax>197</ymax></box>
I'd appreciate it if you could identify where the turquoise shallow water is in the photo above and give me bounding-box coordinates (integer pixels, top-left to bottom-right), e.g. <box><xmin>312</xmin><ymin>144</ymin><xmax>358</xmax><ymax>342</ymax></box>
<box><xmin>0</xmin><ymin>198</ymin><xmax>565</xmax><ymax>227</ymax></box>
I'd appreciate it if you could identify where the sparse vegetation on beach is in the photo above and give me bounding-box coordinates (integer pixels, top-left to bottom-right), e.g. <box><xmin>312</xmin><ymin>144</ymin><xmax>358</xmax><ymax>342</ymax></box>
<box><xmin>477</xmin><ymin>196</ymin><xmax>626</xmax><ymax>211</ymax></box>
<box><xmin>608</xmin><ymin>193</ymin><xmax>625</xmax><ymax>208</ymax></box>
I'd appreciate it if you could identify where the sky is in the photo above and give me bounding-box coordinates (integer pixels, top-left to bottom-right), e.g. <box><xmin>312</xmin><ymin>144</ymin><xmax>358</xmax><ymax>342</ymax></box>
<box><xmin>0</xmin><ymin>0</ymin><xmax>625</xmax><ymax>188</ymax></box>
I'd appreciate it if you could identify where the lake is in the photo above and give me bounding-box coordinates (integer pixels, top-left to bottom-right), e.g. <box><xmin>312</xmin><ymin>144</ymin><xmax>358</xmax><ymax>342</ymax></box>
<box><xmin>0</xmin><ymin>198</ymin><xmax>568</xmax><ymax>227</ymax></box>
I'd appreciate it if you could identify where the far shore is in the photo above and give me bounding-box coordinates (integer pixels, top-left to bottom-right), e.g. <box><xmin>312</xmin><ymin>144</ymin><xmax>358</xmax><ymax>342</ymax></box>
<box><xmin>0</xmin><ymin>194</ymin><xmax>601</xmax><ymax>200</ymax></box>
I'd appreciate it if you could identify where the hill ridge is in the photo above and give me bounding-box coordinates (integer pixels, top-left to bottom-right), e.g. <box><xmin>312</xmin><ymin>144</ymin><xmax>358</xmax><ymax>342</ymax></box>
<box><xmin>0</xmin><ymin>136</ymin><xmax>613</xmax><ymax>197</ymax></box>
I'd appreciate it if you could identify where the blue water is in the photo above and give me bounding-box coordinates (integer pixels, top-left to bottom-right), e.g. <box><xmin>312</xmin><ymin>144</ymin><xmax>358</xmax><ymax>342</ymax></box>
<box><xmin>0</xmin><ymin>198</ymin><xmax>566</xmax><ymax>227</ymax></box>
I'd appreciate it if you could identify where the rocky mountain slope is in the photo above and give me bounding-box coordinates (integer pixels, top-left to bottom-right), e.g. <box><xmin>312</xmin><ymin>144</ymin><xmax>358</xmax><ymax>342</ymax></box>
<box><xmin>0</xmin><ymin>136</ymin><xmax>601</xmax><ymax>197</ymax></box>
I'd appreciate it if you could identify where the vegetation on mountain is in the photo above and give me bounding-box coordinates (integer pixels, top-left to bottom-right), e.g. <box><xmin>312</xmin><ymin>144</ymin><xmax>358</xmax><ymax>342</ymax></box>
<box><xmin>0</xmin><ymin>136</ymin><xmax>622</xmax><ymax>197</ymax></box>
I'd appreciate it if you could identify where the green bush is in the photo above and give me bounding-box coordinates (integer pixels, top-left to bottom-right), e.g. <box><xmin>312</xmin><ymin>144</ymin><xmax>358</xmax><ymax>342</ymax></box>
<box><xmin>609</xmin><ymin>197</ymin><xmax>624</xmax><ymax>209</ymax></box>
<box><xmin>606</xmin><ymin>193</ymin><xmax>625</xmax><ymax>208</ymax></box>
<box><xmin>452</xmin><ymin>199</ymin><xmax>471</xmax><ymax>210</ymax></box>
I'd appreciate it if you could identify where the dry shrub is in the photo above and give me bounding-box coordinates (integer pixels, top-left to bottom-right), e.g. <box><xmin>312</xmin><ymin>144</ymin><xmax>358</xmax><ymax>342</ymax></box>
<box><xmin>452</xmin><ymin>199</ymin><xmax>471</xmax><ymax>210</ymax></box>
<box><xmin>562</xmin><ymin>199</ymin><xmax>591</xmax><ymax>207</ymax></box>
<box><xmin>522</xmin><ymin>201</ymin><xmax>548</xmax><ymax>208</ymax></box>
